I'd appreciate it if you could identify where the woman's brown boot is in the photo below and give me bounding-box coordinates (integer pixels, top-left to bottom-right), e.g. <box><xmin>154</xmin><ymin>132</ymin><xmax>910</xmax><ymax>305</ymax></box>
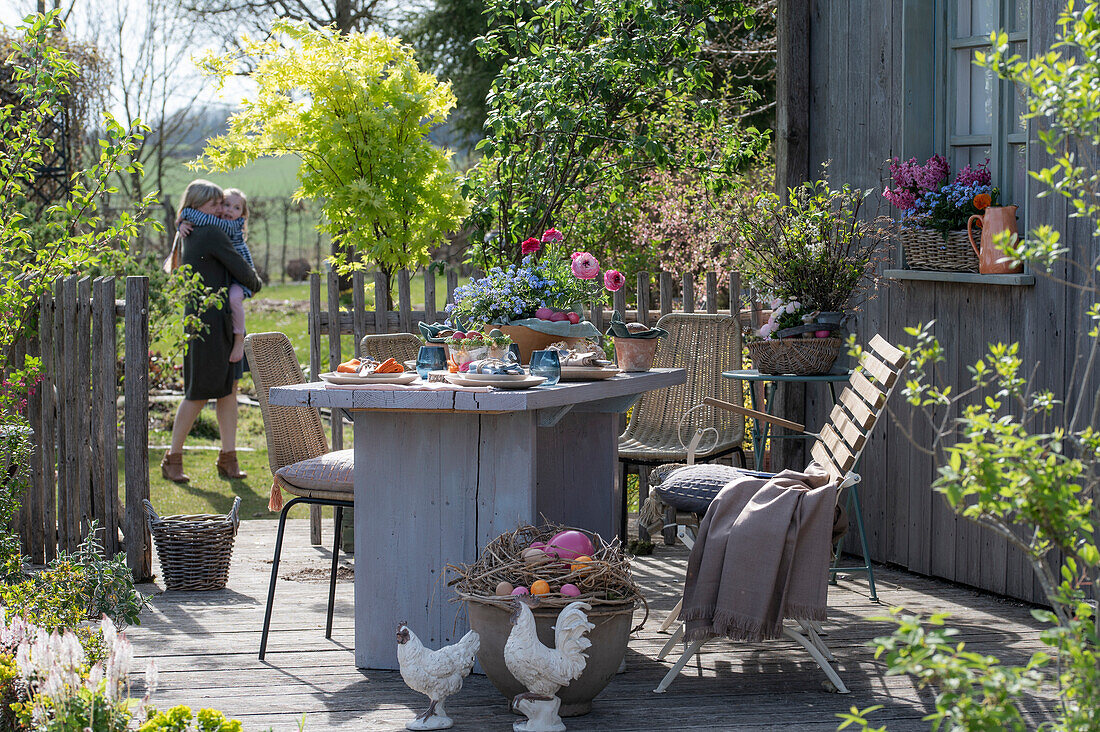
<box><xmin>216</xmin><ymin>450</ymin><xmax>247</xmax><ymax>479</ymax></box>
<box><xmin>160</xmin><ymin>451</ymin><xmax>189</xmax><ymax>483</ymax></box>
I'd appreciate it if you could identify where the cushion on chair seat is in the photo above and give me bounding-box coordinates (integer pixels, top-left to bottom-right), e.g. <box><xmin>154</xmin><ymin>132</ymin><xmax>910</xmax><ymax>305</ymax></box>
<box><xmin>651</xmin><ymin>463</ymin><xmax>774</xmax><ymax>515</ymax></box>
<box><xmin>275</xmin><ymin>449</ymin><xmax>355</xmax><ymax>501</ymax></box>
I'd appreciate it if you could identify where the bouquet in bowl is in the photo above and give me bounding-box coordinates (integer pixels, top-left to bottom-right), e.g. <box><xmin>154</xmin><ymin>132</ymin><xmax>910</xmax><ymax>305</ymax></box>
<box><xmin>446</xmin><ymin>229</ymin><xmax>625</xmax><ymax>334</ymax></box>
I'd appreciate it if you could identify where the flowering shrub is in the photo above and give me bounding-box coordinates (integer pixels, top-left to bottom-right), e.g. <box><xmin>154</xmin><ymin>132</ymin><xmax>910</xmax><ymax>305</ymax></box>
<box><xmin>756</xmin><ymin>297</ymin><xmax>812</xmax><ymax>339</ymax></box>
<box><xmin>883</xmin><ymin>155</ymin><xmax>997</xmax><ymax>234</ymax></box>
<box><xmin>447</xmin><ymin>230</ymin><xmax>620</xmax><ymax>326</ymax></box>
<box><xmin>1</xmin><ymin>610</ymin><xmax>244</xmax><ymax>731</ymax></box>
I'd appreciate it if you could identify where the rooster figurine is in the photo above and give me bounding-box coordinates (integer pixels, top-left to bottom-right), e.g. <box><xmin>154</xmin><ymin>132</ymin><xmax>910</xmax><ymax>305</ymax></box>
<box><xmin>396</xmin><ymin>622</ymin><xmax>480</xmax><ymax>730</ymax></box>
<box><xmin>504</xmin><ymin>598</ymin><xmax>594</xmax><ymax>732</ymax></box>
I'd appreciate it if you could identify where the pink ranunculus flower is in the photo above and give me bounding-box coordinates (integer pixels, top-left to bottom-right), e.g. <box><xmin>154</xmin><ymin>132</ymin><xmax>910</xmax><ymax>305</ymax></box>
<box><xmin>521</xmin><ymin>237</ymin><xmax>541</xmax><ymax>255</ymax></box>
<box><xmin>571</xmin><ymin>251</ymin><xmax>583</xmax><ymax>260</ymax></box>
<box><xmin>603</xmin><ymin>269</ymin><xmax>625</xmax><ymax>292</ymax></box>
<box><xmin>541</xmin><ymin>227</ymin><xmax>564</xmax><ymax>243</ymax></box>
<box><xmin>571</xmin><ymin>252</ymin><xmax>600</xmax><ymax>280</ymax></box>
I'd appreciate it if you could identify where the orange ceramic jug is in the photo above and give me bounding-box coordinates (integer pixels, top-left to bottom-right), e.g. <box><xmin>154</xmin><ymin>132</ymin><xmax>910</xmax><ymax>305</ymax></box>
<box><xmin>968</xmin><ymin>205</ymin><xmax>1023</xmax><ymax>274</ymax></box>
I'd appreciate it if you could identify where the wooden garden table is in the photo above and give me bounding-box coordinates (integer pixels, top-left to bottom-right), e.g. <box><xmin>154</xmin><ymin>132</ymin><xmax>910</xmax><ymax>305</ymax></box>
<box><xmin>269</xmin><ymin>368</ymin><xmax>685</xmax><ymax>670</ymax></box>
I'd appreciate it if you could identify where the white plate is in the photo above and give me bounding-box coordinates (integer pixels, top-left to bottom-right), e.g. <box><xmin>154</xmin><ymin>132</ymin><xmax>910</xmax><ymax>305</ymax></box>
<box><xmin>319</xmin><ymin>372</ymin><xmax>419</xmax><ymax>385</ymax></box>
<box><xmin>459</xmin><ymin>370</ymin><xmax>530</xmax><ymax>382</ymax></box>
<box><xmin>559</xmin><ymin>366</ymin><xmax>620</xmax><ymax>381</ymax></box>
<box><xmin>444</xmin><ymin>373</ymin><xmax>547</xmax><ymax>389</ymax></box>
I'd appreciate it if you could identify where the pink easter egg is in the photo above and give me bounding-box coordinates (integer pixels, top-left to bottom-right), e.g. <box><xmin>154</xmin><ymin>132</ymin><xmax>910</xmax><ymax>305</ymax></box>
<box><xmin>530</xmin><ymin>541</ymin><xmax>546</xmax><ymax>550</ymax></box>
<box><xmin>545</xmin><ymin>530</ymin><xmax>597</xmax><ymax>562</ymax></box>
<box><xmin>511</xmin><ymin>586</ymin><xmax>529</xmax><ymax>596</ymax></box>
<box><xmin>549</xmin><ymin>311</ymin><xmax>568</xmax><ymax>322</ymax></box>
<box><xmin>560</xmin><ymin>583</ymin><xmax>581</xmax><ymax>597</ymax></box>
<box><xmin>535</xmin><ymin>307</ymin><xmax>554</xmax><ymax>320</ymax></box>
<box><xmin>815</xmin><ymin>329</ymin><xmax>831</xmax><ymax>338</ymax></box>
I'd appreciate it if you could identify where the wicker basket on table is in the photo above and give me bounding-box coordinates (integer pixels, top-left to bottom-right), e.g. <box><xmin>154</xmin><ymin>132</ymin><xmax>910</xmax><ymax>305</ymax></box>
<box><xmin>144</xmin><ymin>496</ymin><xmax>241</xmax><ymax>591</ymax></box>
<box><xmin>900</xmin><ymin>227</ymin><xmax>978</xmax><ymax>272</ymax></box>
<box><xmin>747</xmin><ymin>337</ymin><xmax>842</xmax><ymax>376</ymax></box>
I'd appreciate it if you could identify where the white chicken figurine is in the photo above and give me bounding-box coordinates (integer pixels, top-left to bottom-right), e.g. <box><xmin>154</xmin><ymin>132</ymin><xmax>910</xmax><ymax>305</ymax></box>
<box><xmin>396</xmin><ymin>622</ymin><xmax>480</xmax><ymax>730</ymax></box>
<box><xmin>504</xmin><ymin>598</ymin><xmax>594</xmax><ymax>732</ymax></box>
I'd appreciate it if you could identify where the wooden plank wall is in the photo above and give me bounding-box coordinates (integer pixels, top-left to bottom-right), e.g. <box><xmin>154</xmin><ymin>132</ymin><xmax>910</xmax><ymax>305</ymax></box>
<box><xmin>17</xmin><ymin>276</ymin><xmax>151</xmax><ymax>579</ymax></box>
<box><xmin>803</xmin><ymin>0</ymin><xmax>1097</xmax><ymax>604</ymax></box>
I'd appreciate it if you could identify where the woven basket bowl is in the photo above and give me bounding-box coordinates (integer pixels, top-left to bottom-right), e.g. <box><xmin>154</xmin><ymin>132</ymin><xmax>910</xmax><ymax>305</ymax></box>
<box><xmin>900</xmin><ymin>227</ymin><xmax>978</xmax><ymax>272</ymax></box>
<box><xmin>144</xmin><ymin>497</ymin><xmax>241</xmax><ymax>591</ymax></box>
<box><xmin>748</xmin><ymin>337</ymin><xmax>842</xmax><ymax>376</ymax></box>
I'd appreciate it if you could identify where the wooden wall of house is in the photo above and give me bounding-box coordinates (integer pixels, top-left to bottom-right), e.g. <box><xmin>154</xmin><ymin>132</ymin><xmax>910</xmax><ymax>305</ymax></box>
<box><xmin>799</xmin><ymin>0</ymin><xmax>1098</xmax><ymax>605</ymax></box>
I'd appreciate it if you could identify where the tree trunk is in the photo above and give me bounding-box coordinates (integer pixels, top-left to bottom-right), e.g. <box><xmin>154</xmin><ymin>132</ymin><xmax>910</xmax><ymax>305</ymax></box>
<box><xmin>336</xmin><ymin>0</ymin><xmax>353</xmax><ymax>33</ymax></box>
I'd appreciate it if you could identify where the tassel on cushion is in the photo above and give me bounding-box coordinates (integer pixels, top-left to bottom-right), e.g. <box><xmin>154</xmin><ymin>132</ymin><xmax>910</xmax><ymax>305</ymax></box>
<box><xmin>268</xmin><ymin>481</ymin><xmax>284</xmax><ymax>512</ymax></box>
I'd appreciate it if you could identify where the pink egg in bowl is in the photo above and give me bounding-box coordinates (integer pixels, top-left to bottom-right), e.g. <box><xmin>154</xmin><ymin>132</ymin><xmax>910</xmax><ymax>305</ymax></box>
<box><xmin>545</xmin><ymin>530</ymin><xmax>597</xmax><ymax>562</ymax></box>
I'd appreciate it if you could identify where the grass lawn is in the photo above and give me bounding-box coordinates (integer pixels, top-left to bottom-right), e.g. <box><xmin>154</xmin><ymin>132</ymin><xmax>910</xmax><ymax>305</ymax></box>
<box><xmin>130</xmin><ymin>398</ymin><xmax>346</xmax><ymax>521</ymax></box>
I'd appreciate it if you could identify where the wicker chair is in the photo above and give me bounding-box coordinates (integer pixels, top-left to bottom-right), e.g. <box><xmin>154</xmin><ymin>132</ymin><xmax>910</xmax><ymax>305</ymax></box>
<box><xmin>359</xmin><ymin>333</ymin><xmax>422</xmax><ymax>364</ymax></box>
<box><xmin>618</xmin><ymin>313</ymin><xmax>746</xmax><ymax>543</ymax></box>
<box><xmin>245</xmin><ymin>332</ymin><xmax>354</xmax><ymax>661</ymax></box>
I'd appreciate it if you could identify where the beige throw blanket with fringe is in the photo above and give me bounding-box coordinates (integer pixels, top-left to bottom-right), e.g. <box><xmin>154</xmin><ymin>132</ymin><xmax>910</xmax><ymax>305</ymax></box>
<box><xmin>681</xmin><ymin>464</ymin><xmax>838</xmax><ymax>642</ymax></box>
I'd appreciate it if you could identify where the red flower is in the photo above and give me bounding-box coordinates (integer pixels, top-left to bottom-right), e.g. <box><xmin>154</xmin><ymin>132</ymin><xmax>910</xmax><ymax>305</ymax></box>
<box><xmin>541</xmin><ymin>227</ymin><xmax>564</xmax><ymax>243</ymax></box>
<box><xmin>603</xmin><ymin>269</ymin><xmax>625</xmax><ymax>292</ymax></box>
<box><xmin>973</xmin><ymin>193</ymin><xmax>992</xmax><ymax>210</ymax></box>
<box><xmin>521</xmin><ymin>237</ymin><xmax>541</xmax><ymax>255</ymax></box>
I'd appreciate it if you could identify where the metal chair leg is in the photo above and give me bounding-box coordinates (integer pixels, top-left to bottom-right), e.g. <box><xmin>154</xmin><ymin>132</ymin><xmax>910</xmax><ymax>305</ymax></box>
<box><xmin>653</xmin><ymin>638</ymin><xmax>707</xmax><ymax>693</ymax></box>
<box><xmin>260</xmin><ymin>497</ymin><xmax>300</xmax><ymax>660</ymax></box>
<box><xmin>326</xmin><ymin>506</ymin><xmax>343</xmax><ymax>639</ymax></box>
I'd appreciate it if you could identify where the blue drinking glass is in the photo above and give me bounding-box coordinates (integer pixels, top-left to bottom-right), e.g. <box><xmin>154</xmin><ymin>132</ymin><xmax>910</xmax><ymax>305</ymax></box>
<box><xmin>416</xmin><ymin>345</ymin><xmax>447</xmax><ymax>379</ymax></box>
<box><xmin>529</xmin><ymin>349</ymin><xmax>561</xmax><ymax>386</ymax></box>
<box><xmin>507</xmin><ymin>343</ymin><xmax>522</xmax><ymax>364</ymax></box>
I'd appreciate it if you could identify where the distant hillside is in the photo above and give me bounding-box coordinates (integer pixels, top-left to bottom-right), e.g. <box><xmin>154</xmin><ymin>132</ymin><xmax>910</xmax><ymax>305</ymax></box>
<box><xmin>161</xmin><ymin>155</ymin><xmax>303</xmax><ymax>200</ymax></box>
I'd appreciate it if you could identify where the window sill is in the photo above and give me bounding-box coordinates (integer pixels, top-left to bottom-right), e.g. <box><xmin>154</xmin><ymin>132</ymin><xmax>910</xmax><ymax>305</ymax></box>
<box><xmin>884</xmin><ymin>269</ymin><xmax>1035</xmax><ymax>286</ymax></box>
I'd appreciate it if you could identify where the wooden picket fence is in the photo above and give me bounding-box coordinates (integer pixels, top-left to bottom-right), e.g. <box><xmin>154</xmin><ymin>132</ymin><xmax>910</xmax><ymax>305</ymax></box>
<box><xmin>13</xmin><ymin>275</ymin><xmax>151</xmax><ymax>579</ymax></box>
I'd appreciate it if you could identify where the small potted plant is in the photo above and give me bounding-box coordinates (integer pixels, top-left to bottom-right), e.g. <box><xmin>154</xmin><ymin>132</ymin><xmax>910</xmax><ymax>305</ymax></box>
<box><xmin>445</xmin><ymin>229</ymin><xmax>626</xmax><ymax>362</ymax></box>
<box><xmin>883</xmin><ymin>155</ymin><xmax>997</xmax><ymax>272</ymax></box>
<box><xmin>748</xmin><ymin>297</ymin><xmax>842</xmax><ymax>375</ymax></box>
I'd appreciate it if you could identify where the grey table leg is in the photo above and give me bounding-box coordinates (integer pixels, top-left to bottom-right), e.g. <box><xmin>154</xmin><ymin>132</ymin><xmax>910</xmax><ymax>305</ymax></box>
<box><xmin>352</xmin><ymin>410</ymin><xmax>537</xmax><ymax>670</ymax></box>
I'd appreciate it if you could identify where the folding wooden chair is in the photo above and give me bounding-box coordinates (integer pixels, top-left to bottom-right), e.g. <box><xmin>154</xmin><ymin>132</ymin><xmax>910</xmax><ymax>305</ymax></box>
<box><xmin>651</xmin><ymin>334</ymin><xmax>908</xmax><ymax>694</ymax></box>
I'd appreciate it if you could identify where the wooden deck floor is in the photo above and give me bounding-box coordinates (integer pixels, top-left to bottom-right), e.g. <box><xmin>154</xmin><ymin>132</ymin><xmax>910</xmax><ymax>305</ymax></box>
<box><xmin>128</xmin><ymin>520</ymin><xmax>1056</xmax><ymax>731</ymax></box>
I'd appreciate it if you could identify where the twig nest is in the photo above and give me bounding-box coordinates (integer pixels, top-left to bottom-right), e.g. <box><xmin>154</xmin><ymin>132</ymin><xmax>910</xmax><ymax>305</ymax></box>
<box><xmin>448</xmin><ymin>522</ymin><xmax>648</xmax><ymax>632</ymax></box>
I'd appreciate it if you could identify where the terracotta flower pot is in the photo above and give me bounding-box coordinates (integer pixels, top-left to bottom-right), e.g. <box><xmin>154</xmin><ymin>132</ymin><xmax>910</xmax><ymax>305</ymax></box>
<box><xmin>496</xmin><ymin>325</ymin><xmax>582</xmax><ymax>364</ymax></box>
<box><xmin>464</xmin><ymin>599</ymin><xmax>635</xmax><ymax>717</ymax></box>
<box><xmin>613</xmin><ymin>337</ymin><xmax>660</xmax><ymax>372</ymax></box>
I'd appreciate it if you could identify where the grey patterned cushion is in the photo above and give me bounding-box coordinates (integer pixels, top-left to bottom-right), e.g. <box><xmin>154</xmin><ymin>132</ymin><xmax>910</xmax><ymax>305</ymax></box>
<box><xmin>652</xmin><ymin>463</ymin><xmax>773</xmax><ymax>514</ymax></box>
<box><xmin>276</xmin><ymin>449</ymin><xmax>354</xmax><ymax>492</ymax></box>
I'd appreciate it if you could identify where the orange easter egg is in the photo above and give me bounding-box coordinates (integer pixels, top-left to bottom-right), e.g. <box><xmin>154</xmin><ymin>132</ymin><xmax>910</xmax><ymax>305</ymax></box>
<box><xmin>530</xmin><ymin>580</ymin><xmax>551</xmax><ymax>596</ymax></box>
<box><xmin>570</xmin><ymin>555</ymin><xmax>594</xmax><ymax>573</ymax></box>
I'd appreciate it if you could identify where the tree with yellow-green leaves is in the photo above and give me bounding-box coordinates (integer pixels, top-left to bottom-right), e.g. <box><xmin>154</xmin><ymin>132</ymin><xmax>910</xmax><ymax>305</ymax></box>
<box><xmin>194</xmin><ymin>21</ymin><xmax>469</xmax><ymax>299</ymax></box>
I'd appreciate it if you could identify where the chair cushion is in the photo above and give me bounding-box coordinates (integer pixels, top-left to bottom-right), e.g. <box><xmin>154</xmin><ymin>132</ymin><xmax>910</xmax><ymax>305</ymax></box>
<box><xmin>276</xmin><ymin>449</ymin><xmax>354</xmax><ymax>495</ymax></box>
<box><xmin>651</xmin><ymin>463</ymin><xmax>773</xmax><ymax>514</ymax></box>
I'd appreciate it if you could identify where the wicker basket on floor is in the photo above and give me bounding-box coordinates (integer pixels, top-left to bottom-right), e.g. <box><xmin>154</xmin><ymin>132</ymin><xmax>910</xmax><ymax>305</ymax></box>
<box><xmin>144</xmin><ymin>496</ymin><xmax>241</xmax><ymax>591</ymax></box>
<box><xmin>747</xmin><ymin>337</ymin><xmax>841</xmax><ymax>376</ymax></box>
<box><xmin>900</xmin><ymin>227</ymin><xmax>978</xmax><ymax>272</ymax></box>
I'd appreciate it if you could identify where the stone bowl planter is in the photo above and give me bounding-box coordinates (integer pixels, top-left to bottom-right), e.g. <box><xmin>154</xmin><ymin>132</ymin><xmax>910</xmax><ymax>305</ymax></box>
<box><xmin>464</xmin><ymin>598</ymin><xmax>635</xmax><ymax>716</ymax></box>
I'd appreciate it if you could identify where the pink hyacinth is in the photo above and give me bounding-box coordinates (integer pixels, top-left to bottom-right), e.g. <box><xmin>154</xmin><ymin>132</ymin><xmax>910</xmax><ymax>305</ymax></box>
<box><xmin>521</xmin><ymin>237</ymin><xmax>541</xmax><ymax>255</ymax></box>
<box><xmin>571</xmin><ymin>252</ymin><xmax>599</xmax><ymax>280</ymax></box>
<box><xmin>603</xmin><ymin>269</ymin><xmax>625</xmax><ymax>292</ymax></box>
<box><xmin>541</xmin><ymin>227</ymin><xmax>564</xmax><ymax>243</ymax></box>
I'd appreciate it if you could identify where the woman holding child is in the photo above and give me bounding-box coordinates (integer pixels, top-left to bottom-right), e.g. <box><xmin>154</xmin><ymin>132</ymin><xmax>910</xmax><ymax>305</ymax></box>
<box><xmin>161</xmin><ymin>179</ymin><xmax>263</xmax><ymax>483</ymax></box>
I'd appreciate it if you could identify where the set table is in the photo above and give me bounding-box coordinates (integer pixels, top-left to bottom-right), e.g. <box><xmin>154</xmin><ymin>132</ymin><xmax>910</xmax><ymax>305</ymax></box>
<box><xmin>269</xmin><ymin>369</ymin><xmax>685</xmax><ymax>669</ymax></box>
<box><xmin>720</xmin><ymin>369</ymin><xmax>879</xmax><ymax>601</ymax></box>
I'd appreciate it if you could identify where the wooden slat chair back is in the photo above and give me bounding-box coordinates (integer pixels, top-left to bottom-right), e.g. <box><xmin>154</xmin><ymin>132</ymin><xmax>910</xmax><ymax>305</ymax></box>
<box><xmin>359</xmin><ymin>333</ymin><xmax>422</xmax><ymax>365</ymax></box>
<box><xmin>703</xmin><ymin>334</ymin><xmax>908</xmax><ymax>487</ymax></box>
